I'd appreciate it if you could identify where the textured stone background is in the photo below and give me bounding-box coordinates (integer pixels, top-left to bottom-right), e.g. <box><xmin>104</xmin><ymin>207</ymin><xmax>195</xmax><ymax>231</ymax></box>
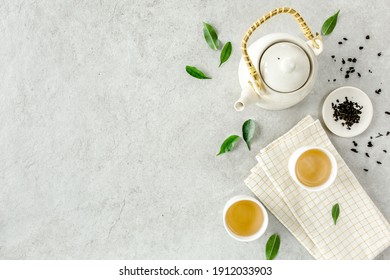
<box><xmin>0</xmin><ymin>0</ymin><xmax>389</xmax><ymax>259</ymax></box>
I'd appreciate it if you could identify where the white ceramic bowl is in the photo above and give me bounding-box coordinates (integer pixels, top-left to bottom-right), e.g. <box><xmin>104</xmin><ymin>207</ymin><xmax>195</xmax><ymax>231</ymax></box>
<box><xmin>288</xmin><ymin>146</ymin><xmax>338</xmax><ymax>192</ymax></box>
<box><xmin>223</xmin><ymin>195</ymin><xmax>268</xmax><ymax>242</ymax></box>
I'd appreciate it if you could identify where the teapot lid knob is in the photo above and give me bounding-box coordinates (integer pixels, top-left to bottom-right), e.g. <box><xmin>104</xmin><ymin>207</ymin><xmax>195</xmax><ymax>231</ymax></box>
<box><xmin>281</xmin><ymin>57</ymin><xmax>296</xmax><ymax>73</ymax></box>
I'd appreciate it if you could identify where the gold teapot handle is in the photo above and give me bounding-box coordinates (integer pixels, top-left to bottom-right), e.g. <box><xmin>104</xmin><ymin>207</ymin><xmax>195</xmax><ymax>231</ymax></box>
<box><xmin>242</xmin><ymin>7</ymin><xmax>321</xmax><ymax>92</ymax></box>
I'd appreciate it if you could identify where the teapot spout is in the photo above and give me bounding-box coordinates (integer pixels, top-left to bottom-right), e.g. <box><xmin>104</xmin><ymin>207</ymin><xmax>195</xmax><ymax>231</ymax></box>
<box><xmin>234</xmin><ymin>83</ymin><xmax>261</xmax><ymax>111</ymax></box>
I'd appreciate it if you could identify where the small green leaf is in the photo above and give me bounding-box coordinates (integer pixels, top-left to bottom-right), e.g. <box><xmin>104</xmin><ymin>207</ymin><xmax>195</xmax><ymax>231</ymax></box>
<box><xmin>185</xmin><ymin>66</ymin><xmax>211</xmax><ymax>79</ymax></box>
<box><xmin>217</xmin><ymin>135</ymin><xmax>240</xmax><ymax>156</ymax></box>
<box><xmin>266</xmin><ymin>234</ymin><xmax>281</xmax><ymax>260</ymax></box>
<box><xmin>321</xmin><ymin>10</ymin><xmax>340</xmax><ymax>35</ymax></box>
<box><xmin>203</xmin><ymin>22</ymin><xmax>220</xmax><ymax>50</ymax></box>
<box><xmin>219</xmin><ymin>42</ymin><xmax>232</xmax><ymax>67</ymax></box>
<box><xmin>332</xmin><ymin>203</ymin><xmax>340</xmax><ymax>225</ymax></box>
<box><xmin>242</xmin><ymin>119</ymin><xmax>256</xmax><ymax>150</ymax></box>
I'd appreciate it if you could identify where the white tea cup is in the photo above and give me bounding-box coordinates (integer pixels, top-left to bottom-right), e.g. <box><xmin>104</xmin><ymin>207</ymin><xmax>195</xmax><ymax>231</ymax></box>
<box><xmin>223</xmin><ymin>195</ymin><xmax>268</xmax><ymax>242</ymax></box>
<box><xmin>288</xmin><ymin>146</ymin><xmax>338</xmax><ymax>192</ymax></box>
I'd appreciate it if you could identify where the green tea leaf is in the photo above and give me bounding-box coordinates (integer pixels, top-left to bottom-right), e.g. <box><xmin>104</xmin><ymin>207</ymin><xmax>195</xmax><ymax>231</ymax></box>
<box><xmin>185</xmin><ymin>66</ymin><xmax>211</xmax><ymax>79</ymax></box>
<box><xmin>219</xmin><ymin>42</ymin><xmax>232</xmax><ymax>67</ymax></box>
<box><xmin>242</xmin><ymin>119</ymin><xmax>256</xmax><ymax>150</ymax></box>
<box><xmin>217</xmin><ymin>135</ymin><xmax>240</xmax><ymax>156</ymax></box>
<box><xmin>266</xmin><ymin>234</ymin><xmax>281</xmax><ymax>260</ymax></box>
<box><xmin>332</xmin><ymin>203</ymin><xmax>340</xmax><ymax>225</ymax></box>
<box><xmin>203</xmin><ymin>22</ymin><xmax>220</xmax><ymax>50</ymax></box>
<box><xmin>321</xmin><ymin>10</ymin><xmax>340</xmax><ymax>35</ymax></box>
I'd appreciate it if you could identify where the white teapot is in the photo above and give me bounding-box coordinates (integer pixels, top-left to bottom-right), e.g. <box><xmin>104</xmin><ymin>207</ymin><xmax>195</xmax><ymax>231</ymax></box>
<box><xmin>234</xmin><ymin>7</ymin><xmax>323</xmax><ymax>111</ymax></box>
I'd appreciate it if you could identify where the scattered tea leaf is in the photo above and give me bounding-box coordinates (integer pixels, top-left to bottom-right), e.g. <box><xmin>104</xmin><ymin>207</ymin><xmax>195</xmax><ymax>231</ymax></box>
<box><xmin>242</xmin><ymin>119</ymin><xmax>256</xmax><ymax>150</ymax></box>
<box><xmin>321</xmin><ymin>10</ymin><xmax>340</xmax><ymax>35</ymax></box>
<box><xmin>203</xmin><ymin>22</ymin><xmax>220</xmax><ymax>50</ymax></box>
<box><xmin>219</xmin><ymin>42</ymin><xmax>232</xmax><ymax>67</ymax></box>
<box><xmin>266</xmin><ymin>234</ymin><xmax>280</xmax><ymax>260</ymax></box>
<box><xmin>185</xmin><ymin>66</ymin><xmax>211</xmax><ymax>79</ymax></box>
<box><xmin>217</xmin><ymin>135</ymin><xmax>240</xmax><ymax>156</ymax></box>
<box><xmin>332</xmin><ymin>203</ymin><xmax>340</xmax><ymax>225</ymax></box>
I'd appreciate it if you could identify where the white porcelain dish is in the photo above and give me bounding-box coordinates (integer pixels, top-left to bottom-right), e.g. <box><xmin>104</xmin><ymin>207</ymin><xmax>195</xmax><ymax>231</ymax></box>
<box><xmin>322</xmin><ymin>86</ymin><xmax>373</xmax><ymax>138</ymax></box>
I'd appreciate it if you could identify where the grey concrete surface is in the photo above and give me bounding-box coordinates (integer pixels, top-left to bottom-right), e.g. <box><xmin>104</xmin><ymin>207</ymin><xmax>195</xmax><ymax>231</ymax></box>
<box><xmin>0</xmin><ymin>0</ymin><xmax>389</xmax><ymax>259</ymax></box>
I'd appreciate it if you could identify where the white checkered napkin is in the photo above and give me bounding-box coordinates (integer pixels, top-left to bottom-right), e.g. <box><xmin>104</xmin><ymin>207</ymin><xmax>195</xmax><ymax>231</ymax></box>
<box><xmin>245</xmin><ymin>115</ymin><xmax>325</xmax><ymax>259</ymax></box>
<box><xmin>256</xmin><ymin>119</ymin><xmax>390</xmax><ymax>259</ymax></box>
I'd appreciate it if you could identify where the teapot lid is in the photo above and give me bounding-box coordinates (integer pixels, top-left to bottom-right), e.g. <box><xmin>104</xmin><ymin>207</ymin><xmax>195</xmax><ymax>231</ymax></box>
<box><xmin>259</xmin><ymin>42</ymin><xmax>310</xmax><ymax>93</ymax></box>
